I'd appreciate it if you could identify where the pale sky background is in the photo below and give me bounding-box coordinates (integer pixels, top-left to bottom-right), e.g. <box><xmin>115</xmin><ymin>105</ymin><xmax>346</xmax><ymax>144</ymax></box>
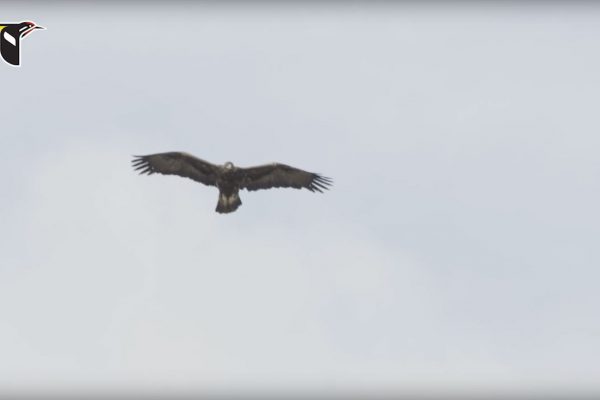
<box><xmin>1</xmin><ymin>1</ymin><xmax>600</xmax><ymax>397</ymax></box>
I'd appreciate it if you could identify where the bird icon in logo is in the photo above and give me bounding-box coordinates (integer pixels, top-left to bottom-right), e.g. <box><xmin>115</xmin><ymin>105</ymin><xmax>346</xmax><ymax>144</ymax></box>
<box><xmin>0</xmin><ymin>21</ymin><xmax>44</xmax><ymax>66</ymax></box>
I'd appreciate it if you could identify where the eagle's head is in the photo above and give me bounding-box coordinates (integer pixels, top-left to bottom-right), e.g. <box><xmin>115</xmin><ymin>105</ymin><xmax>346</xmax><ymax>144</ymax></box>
<box><xmin>224</xmin><ymin>161</ymin><xmax>235</xmax><ymax>170</ymax></box>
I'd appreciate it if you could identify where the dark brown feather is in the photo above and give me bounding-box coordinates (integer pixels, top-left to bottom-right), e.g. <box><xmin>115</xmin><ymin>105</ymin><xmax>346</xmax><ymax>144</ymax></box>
<box><xmin>236</xmin><ymin>163</ymin><xmax>332</xmax><ymax>193</ymax></box>
<box><xmin>131</xmin><ymin>152</ymin><xmax>219</xmax><ymax>187</ymax></box>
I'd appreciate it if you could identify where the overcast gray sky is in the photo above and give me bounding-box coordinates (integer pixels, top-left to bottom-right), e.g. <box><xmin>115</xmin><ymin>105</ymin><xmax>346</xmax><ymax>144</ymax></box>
<box><xmin>1</xmin><ymin>1</ymin><xmax>600</xmax><ymax>397</ymax></box>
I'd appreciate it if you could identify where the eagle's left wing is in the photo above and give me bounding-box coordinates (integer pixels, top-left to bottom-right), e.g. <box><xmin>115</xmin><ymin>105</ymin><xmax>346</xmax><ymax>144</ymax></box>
<box><xmin>131</xmin><ymin>152</ymin><xmax>219</xmax><ymax>187</ymax></box>
<box><xmin>237</xmin><ymin>163</ymin><xmax>332</xmax><ymax>192</ymax></box>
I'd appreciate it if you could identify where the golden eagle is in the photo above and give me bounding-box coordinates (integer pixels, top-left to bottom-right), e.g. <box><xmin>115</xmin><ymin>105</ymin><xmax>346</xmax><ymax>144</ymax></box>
<box><xmin>132</xmin><ymin>152</ymin><xmax>332</xmax><ymax>213</ymax></box>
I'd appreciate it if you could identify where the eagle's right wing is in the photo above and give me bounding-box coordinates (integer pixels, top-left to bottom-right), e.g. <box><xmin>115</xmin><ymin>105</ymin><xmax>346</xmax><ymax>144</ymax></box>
<box><xmin>132</xmin><ymin>152</ymin><xmax>219</xmax><ymax>187</ymax></box>
<box><xmin>237</xmin><ymin>163</ymin><xmax>332</xmax><ymax>193</ymax></box>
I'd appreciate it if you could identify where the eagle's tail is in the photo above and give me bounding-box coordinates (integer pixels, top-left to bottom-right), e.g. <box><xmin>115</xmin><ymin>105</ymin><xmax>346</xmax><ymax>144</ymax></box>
<box><xmin>216</xmin><ymin>191</ymin><xmax>242</xmax><ymax>214</ymax></box>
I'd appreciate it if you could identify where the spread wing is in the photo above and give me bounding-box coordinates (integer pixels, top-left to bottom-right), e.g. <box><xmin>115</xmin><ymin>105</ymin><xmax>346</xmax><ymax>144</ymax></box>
<box><xmin>132</xmin><ymin>152</ymin><xmax>219</xmax><ymax>187</ymax></box>
<box><xmin>237</xmin><ymin>163</ymin><xmax>332</xmax><ymax>192</ymax></box>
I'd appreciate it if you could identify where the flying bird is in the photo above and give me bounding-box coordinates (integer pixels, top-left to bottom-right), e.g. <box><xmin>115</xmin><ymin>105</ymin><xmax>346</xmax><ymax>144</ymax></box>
<box><xmin>132</xmin><ymin>152</ymin><xmax>332</xmax><ymax>213</ymax></box>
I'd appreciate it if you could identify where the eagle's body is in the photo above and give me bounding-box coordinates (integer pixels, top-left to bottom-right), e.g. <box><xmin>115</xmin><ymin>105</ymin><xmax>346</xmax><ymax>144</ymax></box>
<box><xmin>214</xmin><ymin>162</ymin><xmax>243</xmax><ymax>213</ymax></box>
<box><xmin>132</xmin><ymin>152</ymin><xmax>332</xmax><ymax>213</ymax></box>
